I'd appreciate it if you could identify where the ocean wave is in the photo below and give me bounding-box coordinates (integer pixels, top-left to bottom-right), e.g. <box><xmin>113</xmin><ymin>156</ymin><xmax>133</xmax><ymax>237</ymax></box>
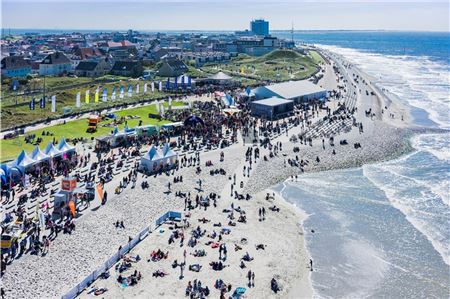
<box><xmin>411</xmin><ymin>133</ymin><xmax>450</xmax><ymax>161</ymax></box>
<box><xmin>319</xmin><ymin>45</ymin><xmax>450</xmax><ymax>129</ymax></box>
<box><xmin>362</xmin><ymin>161</ymin><xmax>450</xmax><ymax>266</ymax></box>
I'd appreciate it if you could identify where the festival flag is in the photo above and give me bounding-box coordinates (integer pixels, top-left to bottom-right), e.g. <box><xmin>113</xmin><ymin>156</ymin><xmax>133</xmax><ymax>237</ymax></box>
<box><xmin>136</xmin><ymin>84</ymin><xmax>140</xmax><ymax>94</ymax></box>
<box><xmin>29</xmin><ymin>98</ymin><xmax>35</xmax><ymax>110</ymax></box>
<box><xmin>159</xmin><ymin>81</ymin><xmax>162</xmax><ymax>91</ymax></box>
<box><xmin>128</xmin><ymin>85</ymin><xmax>132</xmax><ymax>97</ymax></box>
<box><xmin>188</xmin><ymin>76</ymin><xmax>192</xmax><ymax>88</ymax></box>
<box><xmin>155</xmin><ymin>100</ymin><xmax>160</xmax><ymax>113</ymax></box>
<box><xmin>76</xmin><ymin>92</ymin><xmax>81</xmax><ymax>108</ymax></box>
<box><xmin>246</xmin><ymin>86</ymin><xmax>251</xmax><ymax>95</ymax></box>
<box><xmin>160</xmin><ymin>104</ymin><xmax>165</xmax><ymax>116</ymax></box>
<box><xmin>95</xmin><ymin>88</ymin><xmax>99</xmax><ymax>103</ymax></box>
<box><xmin>174</xmin><ymin>77</ymin><xmax>178</xmax><ymax>89</ymax></box>
<box><xmin>40</xmin><ymin>97</ymin><xmax>46</xmax><ymax>109</ymax></box>
<box><xmin>151</xmin><ymin>81</ymin><xmax>155</xmax><ymax>92</ymax></box>
<box><xmin>168</xmin><ymin>97</ymin><xmax>172</xmax><ymax>110</ymax></box>
<box><xmin>240</xmin><ymin>67</ymin><xmax>244</xmax><ymax>74</ymax></box>
<box><xmin>111</xmin><ymin>87</ymin><xmax>116</xmax><ymax>100</ymax></box>
<box><xmin>144</xmin><ymin>83</ymin><xmax>148</xmax><ymax>94</ymax></box>
<box><xmin>102</xmin><ymin>88</ymin><xmax>107</xmax><ymax>102</ymax></box>
<box><xmin>85</xmin><ymin>90</ymin><xmax>90</xmax><ymax>104</ymax></box>
<box><xmin>120</xmin><ymin>86</ymin><xmax>124</xmax><ymax>99</ymax></box>
<box><xmin>51</xmin><ymin>95</ymin><xmax>56</xmax><ymax>112</ymax></box>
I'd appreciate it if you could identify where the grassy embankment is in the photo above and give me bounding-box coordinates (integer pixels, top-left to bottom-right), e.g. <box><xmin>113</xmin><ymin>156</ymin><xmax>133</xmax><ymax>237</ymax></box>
<box><xmin>1</xmin><ymin>76</ymin><xmax>173</xmax><ymax>130</ymax></box>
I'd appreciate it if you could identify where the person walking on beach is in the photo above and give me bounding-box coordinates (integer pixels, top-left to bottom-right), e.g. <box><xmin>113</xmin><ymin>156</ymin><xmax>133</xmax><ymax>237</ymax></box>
<box><xmin>310</xmin><ymin>259</ymin><xmax>313</xmax><ymax>271</ymax></box>
<box><xmin>262</xmin><ymin>207</ymin><xmax>266</xmax><ymax>221</ymax></box>
<box><xmin>247</xmin><ymin>270</ymin><xmax>252</xmax><ymax>287</ymax></box>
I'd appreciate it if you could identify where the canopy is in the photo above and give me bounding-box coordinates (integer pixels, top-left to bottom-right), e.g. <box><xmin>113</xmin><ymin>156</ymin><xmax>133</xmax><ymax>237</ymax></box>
<box><xmin>31</xmin><ymin>145</ymin><xmax>50</xmax><ymax>161</ymax></box>
<box><xmin>12</xmin><ymin>150</ymin><xmax>36</xmax><ymax>169</ymax></box>
<box><xmin>221</xmin><ymin>94</ymin><xmax>235</xmax><ymax>107</ymax></box>
<box><xmin>44</xmin><ymin>142</ymin><xmax>62</xmax><ymax>158</ymax></box>
<box><xmin>140</xmin><ymin>144</ymin><xmax>178</xmax><ymax>173</ymax></box>
<box><xmin>57</xmin><ymin>138</ymin><xmax>75</xmax><ymax>153</ymax></box>
<box><xmin>208</xmin><ymin>71</ymin><xmax>232</xmax><ymax>81</ymax></box>
<box><xmin>0</xmin><ymin>169</ymin><xmax>7</xmax><ymax>184</ymax></box>
<box><xmin>184</xmin><ymin>115</ymin><xmax>205</xmax><ymax>127</ymax></box>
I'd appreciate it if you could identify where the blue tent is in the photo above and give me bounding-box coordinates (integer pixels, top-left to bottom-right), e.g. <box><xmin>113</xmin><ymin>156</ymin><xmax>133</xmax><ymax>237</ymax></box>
<box><xmin>184</xmin><ymin>115</ymin><xmax>205</xmax><ymax>127</ymax></box>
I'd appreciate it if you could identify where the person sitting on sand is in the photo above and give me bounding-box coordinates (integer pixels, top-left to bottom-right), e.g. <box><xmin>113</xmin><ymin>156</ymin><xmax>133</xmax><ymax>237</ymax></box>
<box><xmin>242</xmin><ymin>252</ymin><xmax>253</xmax><ymax>262</ymax></box>
<box><xmin>271</xmin><ymin>278</ymin><xmax>280</xmax><ymax>293</ymax></box>
<box><xmin>152</xmin><ymin>270</ymin><xmax>168</xmax><ymax>277</ymax></box>
<box><xmin>189</xmin><ymin>263</ymin><xmax>202</xmax><ymax>272</ymax></box>
<box><xmin>256</xmin><ymin>244</ymin><xmax>266</xmax><ymax>250</ymax></box>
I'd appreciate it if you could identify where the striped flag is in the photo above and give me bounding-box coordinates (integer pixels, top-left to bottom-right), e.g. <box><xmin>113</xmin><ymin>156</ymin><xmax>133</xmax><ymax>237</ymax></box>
<box><xmin>151</xmin><ymin>82</ymin><xmax>155</xmax><ymax>92</ymax></box>
<box><xmin>85</xmin><ymin>90</ymin><xmax>90</xmax><ymax>104</ymax></box>
<box><xmin>51</xmin><ymin>95</ymin><xmax>56</xmax><ymax>112</ymax></box>
<box><xmin>29</xmin><ymin>98</ymin><xmax>35</xmax><ymax>110</ymax></box>
<box><xmin>144</xmin><ymin>83</ymin><xmax>148</xmax><ymax>93</ymax></box>
<box><xmin>76</xmin><ymin>92</ymin><xmax>81</xmax><ymax>107</ymax></box>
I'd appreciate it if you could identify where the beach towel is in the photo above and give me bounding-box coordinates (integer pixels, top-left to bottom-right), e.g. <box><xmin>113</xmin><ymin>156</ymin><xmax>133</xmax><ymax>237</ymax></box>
<box><xmin>211</xmin><ymin>242</ymin><xmax>220</xmax><ymax>249</ymax></box>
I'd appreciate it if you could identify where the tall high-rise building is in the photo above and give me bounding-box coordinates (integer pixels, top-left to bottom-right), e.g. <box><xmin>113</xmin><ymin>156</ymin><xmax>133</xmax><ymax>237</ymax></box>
<box><xmin>250</xmin><ymin>19</ymin><xmax>269</xmax><ymax>36</ymax></box>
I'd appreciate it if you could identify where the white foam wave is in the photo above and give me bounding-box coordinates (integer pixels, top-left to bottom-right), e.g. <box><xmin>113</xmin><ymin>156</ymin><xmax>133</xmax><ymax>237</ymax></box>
<box><xmin>319</xmin><ymin>45</ymin><xmax>450</xmax><ymax>129</ymax></box>
<box><xmin>411</xmin><ymin>133</ymin><xmax>450</xmax><ymax>161</ymax></box>
<box><xmin>363</xmin><ymin>163</ymin><xmax>450</xmax><ymax>266</ymax></box>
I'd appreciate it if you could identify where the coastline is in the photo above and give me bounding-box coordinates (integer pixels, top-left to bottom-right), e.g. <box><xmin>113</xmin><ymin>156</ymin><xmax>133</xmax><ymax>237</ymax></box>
<box><xmin>4</xmin><ymin>45</ymin><xmax>447</xmax><ymax>299</ymax></box>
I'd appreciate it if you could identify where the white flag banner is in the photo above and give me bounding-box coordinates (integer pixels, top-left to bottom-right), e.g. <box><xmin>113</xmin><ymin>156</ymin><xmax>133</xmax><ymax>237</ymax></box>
<box><xmin>168</xmin><ymin>97</ymin><xmax>172</xmax><ymax>110</ymax></box>
<box><xmin>120</xmin><ymin>87</ymin><xmax>124</xmax><ymax>99</ymax></box>
<box><xmin>158</xmin><ymin>81</ymin><xmax>162</xmax><ymax>91</ymax></box>
<box><xmin>76</xmin><ymin>92</ymin><xmax>81</xmax><ymax>108</ymax></box>
<box><xmin>144</xmin><ymin>83</ymin><xmax>148</xmax><ymax>94</ymax></box>
<box><xmin>160</xmin><ymin>104</ymin><xmax>165</xmax><ymax>116</ymax></box>
<box><xmin>151</xmin><ymin>82</ymin><xmax>155</xmax><ymax>92</ymax></box>
<box><xmin>51</xmin><ymin>95</ymin><xmax>56</xmax><ymax>112</ymax></box>
<box><xmin>136</xmin><ymin>84</ymin><xmax>140</xmax><ymax>94</ymax></box>
<box><xmin>155</xmin><ymin>101</ymin><xmax>160</xmax><ymax>113</ymax></box>
<box><xmin>111</xmin><ymin>89</ymin><xmax>116</xmax><ymax>101</ymax></box>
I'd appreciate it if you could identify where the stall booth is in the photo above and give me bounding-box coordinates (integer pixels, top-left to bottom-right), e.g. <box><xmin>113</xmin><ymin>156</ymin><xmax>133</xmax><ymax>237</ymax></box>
<box><xmin>139</xmin><ymin>144</ymin><xmax>178</xmax><ymax>174</ymax></box>
<box><xmin>52</xmin><ymin>176</ymin><xmax>79</xmax><ymax>220</ymax></box>
<box><xmin>160</xmin><ymin>122</ymin><xmax>184</xmax><ymax>136</ymax></box>
<box><xmin>135</xmin><ymin>125</ymin><xmax>158</xmax><ymax>137</ymax></box>
<box><xmin>111</xmin><ymin>126</ymin><xmax>136</xmax><ymax>147</ymax></box>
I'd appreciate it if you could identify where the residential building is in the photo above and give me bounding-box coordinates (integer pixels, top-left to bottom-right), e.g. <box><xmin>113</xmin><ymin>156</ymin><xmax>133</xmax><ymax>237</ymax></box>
<box><xmin>157</xmin><ymin>58</ymin><xmax>188</xmax><ymax>77</ymax></box>
<box><xmin>39</xmin><ymin>52</ymin><xmax>72</xmax><ymax>76</ymax></box>
<box><xmin>75</xmin><ymin>58</ymin><xmax>111</xmax><ymax>77</ymax></box>
<box><xmin>1</xmin><ymin>56</ymin><xmax>32</xmax><ymax>78</ymax></box>
<box><xmin>110</xmin><ymin>60</ymin><xmax>143</xmax><ymax>77</ymax></box>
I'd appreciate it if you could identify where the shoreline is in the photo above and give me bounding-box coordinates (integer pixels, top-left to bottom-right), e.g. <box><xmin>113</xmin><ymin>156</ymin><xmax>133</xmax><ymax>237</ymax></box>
<box><xmin>3</xmin><ymin>45</ymin><xmax>446</xmax><ymax>299</ymax></box>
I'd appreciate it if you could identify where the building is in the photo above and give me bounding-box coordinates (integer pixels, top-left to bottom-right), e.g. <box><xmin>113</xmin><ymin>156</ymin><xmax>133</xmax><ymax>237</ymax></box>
<box><xmin>75</xmin><ymin>58</ymin><xmax>111</xmax><ymax>77</ymax></box>
<box><xmin>253</xmin><ymin>80</ymin><xmax>328</xmax><ymax>103</ymax></box>
<box><xmin>251</xmin><ymin>97</ymin><xmax>294</xmax><ymax>119</ymax></box>
<box><xmin>110</xmin><ymin>60</ymin><xmax>143</xmax><ymax>77</ymax></box>
<box><xmin>250</xmin><ymin>19</ymin><xmax>269</xmax><ymax>36</ymax></box>
<box><xmin>39</xmin><ymin>52</ymin><xmax>72</xmax><ymax>76</ymax></box>
<box><xmin>157</xmin><ymin>58</ymin><xmax>188</xmax><ymax>77</ymax></box>
<box><xmin>176</xmin><ymin>52</ymin><xmax>231</xmax><ymax>67</ymax></box>
<box><xmin>235</xmin><ymin>36</ymin><xmax>279</xmax><ymax>56</ymax></box>
<box><xmin>1</xmin><ymin>56</ymin><xmax>32</xmax><ymax>78</ymax></box>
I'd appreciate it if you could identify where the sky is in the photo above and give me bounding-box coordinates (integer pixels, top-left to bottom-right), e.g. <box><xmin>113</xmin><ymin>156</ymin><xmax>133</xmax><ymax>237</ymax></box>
<box><xmin>2</xmin><ymin>0</ymin><xmax>449</xmax><ymax>32</ymax></box>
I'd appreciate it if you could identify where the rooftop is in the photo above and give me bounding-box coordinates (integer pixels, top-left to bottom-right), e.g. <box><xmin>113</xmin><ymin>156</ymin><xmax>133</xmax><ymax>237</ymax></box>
<box><xmin>252</xmin><ymin>97</ymin><xmax>293</xmax><ymax>107</ymax></box>
<box><xmin>264</xmin><ymin>80</ymin><xmax>326</xmax><ymax>99</ymax></box>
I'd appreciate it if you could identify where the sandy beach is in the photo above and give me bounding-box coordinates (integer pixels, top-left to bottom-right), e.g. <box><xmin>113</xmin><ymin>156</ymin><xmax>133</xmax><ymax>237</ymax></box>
<box><xmin>1</xmin><ymin>47</ymin><xmax>428</xmax><ymax>299</ymax></box>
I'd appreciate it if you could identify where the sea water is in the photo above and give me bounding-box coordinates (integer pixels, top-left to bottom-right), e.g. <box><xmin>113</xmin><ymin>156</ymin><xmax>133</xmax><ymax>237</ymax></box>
<box><xmin>272</xmin><ymin>31</ymin><xmax>450</xmax><ymax>298</ymax></box>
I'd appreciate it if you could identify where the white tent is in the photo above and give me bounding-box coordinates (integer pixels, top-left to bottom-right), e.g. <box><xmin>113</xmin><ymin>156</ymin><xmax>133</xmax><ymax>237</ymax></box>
<box><xmin>58</xmin><ymin>138</ymin><xmax>75</xmax><ymax>153</ymax></box>
<box><xmin>208</xmin><ymin>71</ymin><xmax>232</xmax><ymax>81</ymax></box>
<box><xmin>162</xmin><ymin>143</ymin><xmax>178</xmax><ymax>164</ymax></box>
<box><xmin>140</xmin><ymin>144</ymin><xmax>178</xmax><ymax>173</ymax></box>
<box><xmin>31</xmin><ymin>145</ymin><xmax>50</xmax><ymax>161</ymax></box>
<box><xmin>44</xmin><ymin>142</ymin><xmax>62</xmax><ymax>158</ymax></box>
<box><xmin>11</xmin><ymin>150</ymin><xmax>36</xmax><ymax>170</ymax></box>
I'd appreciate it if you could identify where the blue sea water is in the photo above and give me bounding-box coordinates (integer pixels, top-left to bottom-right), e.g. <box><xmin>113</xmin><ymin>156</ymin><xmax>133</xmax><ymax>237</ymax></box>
<box><xmin>271</xmin><ymin>31</ymin><xmax>450</xmax><ymax>298</ymax></box>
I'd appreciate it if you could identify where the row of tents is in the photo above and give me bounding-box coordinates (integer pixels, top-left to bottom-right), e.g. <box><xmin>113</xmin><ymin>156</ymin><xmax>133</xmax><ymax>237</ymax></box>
<box><xmin>1</xmin><ymin>138</ymin><xmax>76</xmax><ymax>183</ymax></box>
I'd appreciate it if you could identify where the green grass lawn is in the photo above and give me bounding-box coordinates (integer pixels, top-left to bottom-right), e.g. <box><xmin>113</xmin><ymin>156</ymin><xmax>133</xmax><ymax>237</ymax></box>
<box><xmin>309</xmin><ymin>50</ymin><xmax>325</xmax><ymax>65</ymax></box>
<box><xmin>1</xmin><ymin>79</ymin><xmax>174</xmax><ymax>130</ymax></box>
<box><xmin>201</xmin><ymin>49</ymin><xmax>319</xmax><ymax>82</ymax></box>
<box><xmin>0</xmin><ymin>101</ymin><xmax>184</xmax><ymax>162</ymax></box>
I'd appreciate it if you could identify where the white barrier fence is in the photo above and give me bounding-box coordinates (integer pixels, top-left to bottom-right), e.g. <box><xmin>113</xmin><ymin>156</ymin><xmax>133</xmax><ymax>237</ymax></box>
<box><xmin>61</xmin><ymin>226</ymin><xmax>150</xmax><ymax>299</ymax></box>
